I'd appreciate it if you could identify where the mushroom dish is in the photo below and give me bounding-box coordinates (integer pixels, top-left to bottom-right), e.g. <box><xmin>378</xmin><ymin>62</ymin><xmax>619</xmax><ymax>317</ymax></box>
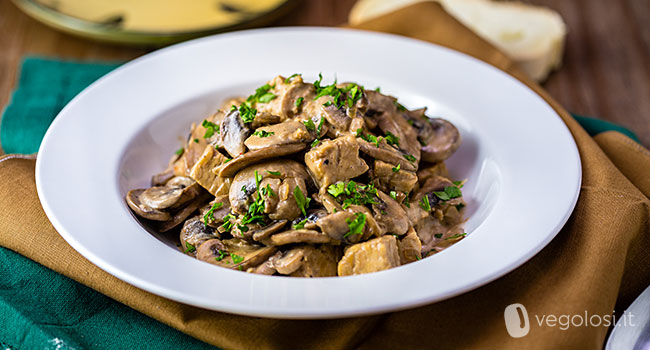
<box><xmin>126</xmin><ymin>74</ymin><xmax>467</xmax><ymax>277</ymax></box>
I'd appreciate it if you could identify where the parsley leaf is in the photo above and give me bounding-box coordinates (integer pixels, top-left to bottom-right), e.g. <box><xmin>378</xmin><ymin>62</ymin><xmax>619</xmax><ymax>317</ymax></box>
<box><xmin>174</xmin><ymin>147</ymin><xmax>184</xmax><ymax>156</ymax></box>
<box><xmin>214</xmin><ymin>250</ymin><xmax>227</xmax><ymax>261</ymax></box>
<box><xmin>392</xmin><ymin>164</ymin><xmax>401</xmax><ymax>173</ymax></box>
<box><xmin>231</xmin><ymin>253</ymin><xmax>244</xmax><ymax>264</ymax></box>
<box><xmin>344</xmin><ymin>213</ymin><xmax>366</xmax><ymax>237</ymax></box>
<box><xmin>293</xmin><ymin>186</ymin><xmax>311</xmax><ymax>216</ymax></box>
<box><xmin>253</xmin><ymin>130</ymin><xmax>274</xmax><ymax>138</ymax></box>
<box><xmin>385</xmin><ymin>131</ymin><xmax>400</xmax><ymax>146</ymax></box>
<box><xmin>433</xmin><ymin>186</ymin><xmax>463</xmax><ymax>201</ymax></box>
<box><xmin>310</xmin><ymin>139</ymin><xmax>320</xmax><ymax>148</ymax></box>
<box><xmin>389</xmin><ymin>191</ymin><xmax>398</xmax><ymax>200</ymax></box>
<box><xmin>419</xmin><ymin>195</ymin><xmax>431</xmax><ymax>211</ymax></box>
<box><xmin>434</xmin><ymin>233</ymin><xmax>443</xmax><ymax>239</ymax></box>
<box><xmin>327</xmin><ymin>182</ymin><xmax>346</xmax><ymax>198</ymax></box>
<box><xmin>203</xmin><ymin>202</ymin><xmax>223</xmax><ymax>223</ymax></box>
<box><xmin>184</xmin><ymin>242</ymin><xmax>196</xmax><ymax>253</ymax></box>
<box><xmin>258</xmin><ymin>93</ymin><xmax>276</xmax><ymax>103</ymax></box>
<box><xmin>292</xmin><ymin>218</ymin><xmax>308</xmax><ymax>230</ymax></box>
<box><xmin>284</xmin><ymin>73</ymin><xmax>301</xmax><ymax>84</ymax></box>
<box><xmin>267</xmin><ymin>170</ymin><xmax>281</xmax><ymax>176</ymax></box>
<box><xmin>193</xmin><ymin>139</ymin><xmax>199</xmax><ymax>143</ymax></box>
<box><xmin>317</xmin><ymin>116</ymin><xmax>324</xmax><ymax>134</ymax></box>
<box><xmin>303</xmin><ymin>119</ymin><xmax>316</xmax><ymax>131</ymax></box>
<box><xmin>404</xmin><ymin>154</ymin><xmax>417</xmax><ymax>162</ymax></box>
<box><xmin>202</xmin><ymin>120</ymin><xmax>219</xmax><ymax>138</ymax></box>
<box><xmin>445</xmin><ymin>233</ymin><xmax>467</xmax><ymax>240</ymax></box>
<box><xmin>221</xmin><ymin>214</ymin><xmax>235</xmax><ymax>232</ymax></box>
<box><xmin>295</xmin><ymin>97</ymin><xmax>304</xmax><ymax>108</ymax></box>
<box><xmin>238</xmin><ymin>103</ymin><xmax>257</xmax><ymax>124</ymax></box>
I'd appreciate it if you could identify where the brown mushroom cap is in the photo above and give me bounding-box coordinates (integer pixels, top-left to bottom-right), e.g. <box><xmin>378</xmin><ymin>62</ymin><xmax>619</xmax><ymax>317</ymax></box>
<box><xmin>244</xmin><ymin>120</ymin><xmax>313</xmax><ymax>150</ymax></box>
<box><xmin>126</xmin><ymin>189</ymin><xmax>171</xmax><ymax>221</ymax></box>
<box><xmin>265</xmin><ymin>229</ymin><xmax>331</xmax><ymax>246</ymax></box>
<box><xmin>217</xmin><ymin>143</ymin><xmax>306</xmax><ymax>177</ymax></box>
<box><xmin>420</xmin><ymin>118</ymin><xmax>461</xmax><ymax>162</ymax></box>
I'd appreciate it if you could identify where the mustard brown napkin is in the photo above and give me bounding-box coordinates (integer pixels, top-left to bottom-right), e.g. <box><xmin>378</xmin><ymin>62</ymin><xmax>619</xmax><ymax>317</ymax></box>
<box><xmin>1</xmin><ymin>3</ymin><xmax>649</xmax><ymax>349</ymax></box>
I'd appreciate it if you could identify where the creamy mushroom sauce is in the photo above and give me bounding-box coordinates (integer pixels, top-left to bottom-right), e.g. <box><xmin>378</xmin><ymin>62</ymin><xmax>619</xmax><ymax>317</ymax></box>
<box><xmin>126</xmin><ymin>74</ymin><xmax>467</xmax><ymax>277</ymax></box>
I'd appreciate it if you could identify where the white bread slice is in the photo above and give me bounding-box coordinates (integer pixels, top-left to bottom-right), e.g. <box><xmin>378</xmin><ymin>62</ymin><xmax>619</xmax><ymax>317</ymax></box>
<box><xmin>349</xmin><ymin>0</ymin><xmax>567</xmax><ymax>82</ymax></box>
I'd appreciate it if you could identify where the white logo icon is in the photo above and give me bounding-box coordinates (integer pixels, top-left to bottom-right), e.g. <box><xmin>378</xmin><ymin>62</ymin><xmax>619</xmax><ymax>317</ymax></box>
<box><xmin>504</xmin><ymin>303</ymin><xmax>530</xmax><ymax>338</ymax></box>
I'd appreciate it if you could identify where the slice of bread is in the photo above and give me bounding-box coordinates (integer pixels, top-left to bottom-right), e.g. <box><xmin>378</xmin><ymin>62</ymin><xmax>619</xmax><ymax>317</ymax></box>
<box><xmin>349</xmin><ymin>0</ymin><xmax>567</xmax><ymax>82</ymax></box>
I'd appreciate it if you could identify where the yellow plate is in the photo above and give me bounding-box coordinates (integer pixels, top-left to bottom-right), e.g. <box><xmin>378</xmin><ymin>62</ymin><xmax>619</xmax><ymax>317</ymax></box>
<box><xmin>12</xmin><ymin>0</ymin><xmax>294</xmax><ymax>45</ymax></box>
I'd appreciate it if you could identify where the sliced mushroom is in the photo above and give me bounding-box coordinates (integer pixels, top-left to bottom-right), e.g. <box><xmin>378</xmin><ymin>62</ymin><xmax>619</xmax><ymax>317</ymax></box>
<box><xmin>220</xmin><ymin>108</ymin><xmax>250</xmax><ymax>158</ymax></box>
<box><xmin>398</xmin><ymin>226</ymin><xmax>422</xmax><ymax>264</ymax></box>
<box><xmin>321</xmin><ymin>102</ymin><xmax>351</xmax><ymax>136</ymax></box>
<box><xmin>180</xmin><ymin>216</ymin><xmax>219</xmax><ymax>251</ymax></box>
<box><xmin>228</xmin><ymin>160</ymin><xmax>310</xmax><ymax>220</ymax></box>
<box><xmin>155</xmin><ymin>191</ymin><xmax>211</xmax><ymax>232</ymax></box>
<box><xmin>232</xmin><ymin>246</ymin><xmax>278</xmax><ymax>271</ymax></box>
<box><xmin>199</xmin><ymin>195</ymin><xmax>231</xmax><ymax>227</ymax></box>
<box><xmin>217</xmin><ymin>143</ymin><xmax>306</xmax><ymax>177</ymax></box>
<box><xmin>371</xmin><ymin>191</ymin><xmax>409</xmax><ymax>235</ymax></box>
<box><xmin>252</xmin><ymin>220</ymin><xmax>288</xmax><ymax>242</ymax></box>
<box><xmin>291</xmin><ymin>209</ymin><xmax>328</xmax><ymax>231</ymax></box>
<box><xmin>375</xmin><ymin>108</ymin><xmax>421</xmax><ymax>162</ymax></box>
<box><xmin>196</xmin><ymin>238</ymin><xmax>227</xmax><ymax>262</ymax></box>
<box><xmin>419</xmin><ymin>118</ymin><xmax>461</xmax><ymax>163</ymax></box>
<box><xmin>250</xmin><ymin>251</ymin><xmax>282</xmax><ymax>275</ymax></box>
<box><xmin>244</xmin><ymin>120</ymin><xmax>313</xmax><ymax>150</ymax></box>
<box><xmin>273</xmin><ymin>248</ymin><xmax>305</xmax><ymax>275</ymax></box>
<box><xmin>304</xmin><ymin>134</ymin><xmax>369</xmax><ymax>188</ymax></box>
<box><xmin>265</xmin><ymin>229</ymin><xmax>331</xmax><ymax>246</ymax></box>
<box><xmin>337</xmin><ymin>235</ymin><xmax>400</xmax><ymax>276</ymax></box>
<box><xmin>139</xmin><ymin>180</ymin><xmax>201</xmax><ymax>211</ymax></box>
<box><xmin>316</xmin><ymin>211</ymin><xmax>356</xmax><ymax>241</ymax></box>
<box><xmin>289</xmin><ymin>245</ymin><xmax>340</xmax><ymax>277</ymax></box>
<box><xmin>373</xmin><ymin>160</ymin><xmax>418</xmax><ymax>194</ymax></box>
<box><xmin>126</xmin><ymin>189</ymin><xmax>171</xmax><ymax>221</ymax></box>
<box><xmin>189</xmin><ymin>146</ymin><xmax>231</xmax><ymax>196</ymax></box>
<box><xmin>357</xmin><ymin>137</ymin><xmax>418</xmax><ymax>172</ymax></box>
<box><xmin>417</xmin><ymin>162</ymin><xmax>449</xmax><ymax>185</ymax></box>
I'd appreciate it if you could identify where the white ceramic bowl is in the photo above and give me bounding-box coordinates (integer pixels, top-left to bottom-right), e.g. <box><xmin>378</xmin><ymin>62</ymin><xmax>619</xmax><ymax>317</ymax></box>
<box><xmin>36</xmin><ymin>27</ymin><xmax>581</xmax><ymax>318</ymax></box>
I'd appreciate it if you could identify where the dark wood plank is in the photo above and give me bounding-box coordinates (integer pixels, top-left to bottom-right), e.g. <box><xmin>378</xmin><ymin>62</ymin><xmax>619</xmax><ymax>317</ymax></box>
<box><xmin>1</xmin><ymin>0</ymin><xmax>648</xmax><ymax>147</ymax></box>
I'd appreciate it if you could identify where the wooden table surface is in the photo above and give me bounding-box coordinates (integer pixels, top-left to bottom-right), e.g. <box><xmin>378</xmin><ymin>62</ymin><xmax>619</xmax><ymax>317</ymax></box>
<box><xmin>1</xmin><ymin>0</ymin><xmax>649</xmax><ymax>147</ymax></box>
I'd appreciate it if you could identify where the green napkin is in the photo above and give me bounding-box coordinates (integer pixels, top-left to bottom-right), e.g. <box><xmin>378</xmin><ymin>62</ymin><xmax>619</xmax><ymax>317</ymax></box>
<box><xmin>0</xmin><ymin>57</ymin><xmax>640</xmax><ymax>349</ymax></box>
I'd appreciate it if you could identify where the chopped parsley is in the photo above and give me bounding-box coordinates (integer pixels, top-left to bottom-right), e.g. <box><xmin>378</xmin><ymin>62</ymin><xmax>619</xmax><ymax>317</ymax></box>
<box><xmin>221</xmin><ymin>214</ymin><xmax>235</xmax><ymax>232</ymax></box>
<box><xmin>174</xmin><ymin>147</ymin><xmax>184</xmax><ymax>156</ymax></box>
<box><xmin>404</xmin><ymin>154</ymin><xmax>417</xmax><ymax>162</ymax></box>
<box><xmin>261</xmin><ymin>184</ymin><xmax>276</xmax><ymax>197</ymax></box>
<box><xmin>433</xmin><ymin>186</ymin><xmax>463</xmax><ymax>201</ymax></box>
<box><xmin>267</xmin><ymin>170</ymin><xmax>281</xmax><ymax>176</ymax></box>
<box><xmin>293</xmin><ymin>186</ymin><xmax>311</xmax><ymax>216</ymax></box>
<box><xmin>284</xmin><ymin>73</ymin><xmax>301</xmax><ymax>84</ymax></box>
<box><xmin>193</xmin><ymin>138</ymin><xmax>199</xmax><ymax>143</ymax></box>
<box><xmin>375</xmin><ymin>87</ymin><xmax>381</xmax><ymax>92</ymax></box>
<box><xmin>419</xmin><ymin>195</ymin><xmax>431</xmax><ymax>212</ymax></box>
<box><xmin>203</xmin><ymin>202</ymin><xmax>223</xmax><ymax>223</ymax></box>
<box><xmin>295</xmin><ymin>97</ymin><xmax>304</xmax><ymax>108</ymax></box>
<box><xmin>214</xmin><ymin>249</ymin><xmax>227</xmax><ymax>261</ymax></box>
<box><xmin>327</xmin><ymin>181</ymin><xmax>379</xmax><ymax>209</ymax></box>
<box><xmin>313</xmin><ymin>74</ymin><xmax>364</xmax><ymax>109</ymax></box>
<box><xmin>453</xmin><ymin>180</ymin><xmax>465</xmax><ymax>188</ymax></box>
<box><xmin>238</xmin><ymin>103</ymin><xmax>257</xmax><ymax>124</ymax></box>
<box><xmin>434</xmin><ymin>233</ymin><xmax>443</xmax><ymax>239</ymax></box>
<box><xmin>184</xmin><ymin>242</ymin><xmax>196</xmax><ymax>253</ymax></box>
<box><xmin>385</xmin><ymin>131</ymin><xmax>400</xmax><ymax>146</ymax></box>
<box><xmin>292</xmin><ymin>218</ymin><xmax>308</xmax><ymax>230</ymax></box>
<box><xmin>223</xmin><ymin>158</ymin><xmax>232</xmax><ymax>163</ymax></box>
<box><xmin>303</xmin><ymin>119</ymin><xmax>316</xmax><ymax>131</ymax></box>
<box><xmin>202</xmin><ymin>120</ymin><xmax>219</xmax><ymax>138</ymax></box>
<box><xmin>389</xmin><ymin>191</ymin><xmax>398</xmax><ymax>200</ymax></box>
<box><xmin>253</xmin><ymin>130</ymin><xmax>274</xmax><ymax>138</ymax></box>
<box><xmin>327</xmin><ymin>182</ymin><xmax>346</xmax><ymax>198</ymax></box>
<box><xmin>445</xmin><ymin>233</ymin><xmax>467</xmax><ymax>240</ymax></box>
<box><xmin>317</xmin><ymin>116</ymin><xmax>324</xmax><ymax>134</ymax></box>
<box><xmin>310</xmin><ymin>139</ymin><xmax>320</xmax><ymax>148</ymax></box>
<box><xmin>403</xmin><ymin>193</ymin><xmax>411</xmax><ymax>208</ymax></box>
<box><xmin>248</xmin><ymin>83</ymin><xmax>277</xmax><ymax>104</ymax></box>
<box><xmin>344</xmin><ymin>213</ymin><xmax>366</xmax><ymax>238</ymax></box>
<box><xmin>231</xmin><ymin>253</ymin><xmax>244</xmax><ymax>264</ymax></box>
<box><xmin>355</xmin><ymin>128</ymin><xmax>382</xmax><ymax>147</ymax></box>
<box><xmin>392</xmin><ymin>164</ymin><xmax>401</xmax><ymax>173</ymax></box>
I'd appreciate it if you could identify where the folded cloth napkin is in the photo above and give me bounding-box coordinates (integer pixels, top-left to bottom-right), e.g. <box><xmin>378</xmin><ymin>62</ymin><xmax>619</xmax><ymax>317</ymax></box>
<box><xmin>1</xmin><ymin>3</ymin><xmax>649</xmax><ymax>349</ymax></box>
